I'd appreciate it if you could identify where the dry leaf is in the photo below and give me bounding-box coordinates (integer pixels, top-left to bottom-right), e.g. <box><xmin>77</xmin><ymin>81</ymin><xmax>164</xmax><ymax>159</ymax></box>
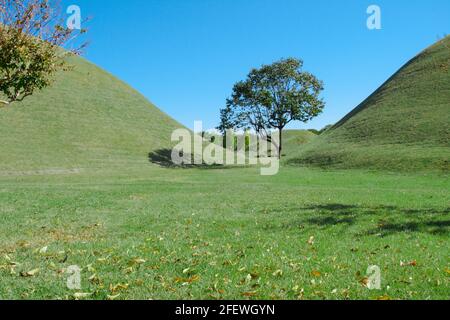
<box><xmin>73</xmin><ymin>292</ymin><xmax>92</xmax><ymax>299</ymax></box>
<box><xmin>307</xmin><ymin>236</ymin><xmax>315</xmax><ymax>245</ymax></box>
<box><xmin>182</xmin><ymin>267</ymin><xmax>191</xmax><ymax>274</ymax></box>
<box><xmin>311</xmin><ymin>270</ymin><xmax>322</xmax><ymax>277</ymax></box>
<box><xmin>129</xmin><ymin>258</ymin><xmax>146</xmax><ymax>266</ymax></box>
<box><xmin>272</xmin><ymin>269</ymin><xmax>283</xmax><ymax>277</ymax></box>
<box><xmin>360</xmin><ymin>277</ymin><xmax>369</xmax><ymax>287</ymax></box>
<box><xmin>242</xmin><ymin>291</ymin><xmax>257</xmax><ymax>297</ymax></box>
<box><xmin>123</xmin><ymin>267</ymin><xmax>134</xmax><ymax>274</ymax></box>
<box><xmin>175</xmin><ymin>275</ymin><xmax>200</xmax><ymax>284</ymax></box>
<box><xmin>400</xmin><ymin>260</ymin><xmax>417</xmax><ymax>267</ymax></box>
<box><xmin>110</xmin><ymin>283</ymin><xmax>129</xmax><ymax>294</ymax></box>
<box><xmin>39</xmin><ymin>246</ymin><xmax>48</xmax><ymax>254</ymax></box>
<box><xmin>20</xmin><ymin>268</ymin><xmax>39</xmax><ymax>277</ymax></box>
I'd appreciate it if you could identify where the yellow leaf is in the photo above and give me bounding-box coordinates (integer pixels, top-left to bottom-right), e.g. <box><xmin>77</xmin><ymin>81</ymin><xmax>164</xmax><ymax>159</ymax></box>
<box><xmin>242</xmin><ymin>291</ymin><xmax>257</xmax><ymax>297</ymax></box>
<box><xmin>73</xmin><ymin>292</ymin><xmax>92</xmax><ymax>300</ymax></box>
<box><xmin>182</xmin><ymin>268</ymin><xmax>191</xmax><ymax>274</ymax></box>
<box><xmin>39</xmin><ymin>246</ymin><xmax>48</xmax><ymax>254</ymax></box>
<box><xmin>272</xmin><ymin>269</ymin><xmax>283</xmax><ymax>277</ymax></box>
<box><xmin>174</xmin><ymin>275</ymin><xmax>200</xmax><ymax>284</ymax></box>
<box><xmin>129</xmin><ymin>258</ymin><xmax>146</xmax><ymax>266</ymax></box>
<box><xmin>311</xmin><ymin>270</ymin><xmax>321</xmax><ymax>277</ymax></box>
<box><xmin>360</xmin><ymin>277</ymin><xmax>370</xmax><ymax>287</ymax></box>
<box><xmin>123</xmin><ymin>267</ymin><xmax>134</xmax><ymax>274</ymax></box>
<box><xmin>110</xmin><ymin>283</ymin><xmax>129</xmax><ymax>294</ymax></box>
<box><xmin>400</xmin><ymin>260</ymin><xmax>417</xmax><ymax>267</ymax></box>
<box><xmin>20</xmin><ymin>268</ymin><xmax>39</xmax><ymax>277</ymax></box>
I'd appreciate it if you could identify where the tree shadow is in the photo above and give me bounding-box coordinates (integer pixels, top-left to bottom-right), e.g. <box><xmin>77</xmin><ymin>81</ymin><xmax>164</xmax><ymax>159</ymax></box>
<box><xmin>148</xmin><ymin>149</ymin><xmax>226</xmax><ymax>169</ymax></box>
<box><xmin>261</xmin><ymin>203</ymin><xmax>450</xmax><ymax>236</ymax></box>
<box><xmin>363</xmin><ymin>215</ymin><xmax>450</xmax><ymax>237</ymax></box>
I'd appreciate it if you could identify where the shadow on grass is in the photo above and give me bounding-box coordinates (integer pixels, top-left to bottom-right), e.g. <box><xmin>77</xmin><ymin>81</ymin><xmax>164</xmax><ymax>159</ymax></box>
<box><xmin>148</xmin><ymin>149</ymin><xmax>227</xmax><ymax>170</ymax></box>
<box><xmin>261</xmin><ymin>203</ymin><xmax>450</xmax><ymax>236</ymax></box>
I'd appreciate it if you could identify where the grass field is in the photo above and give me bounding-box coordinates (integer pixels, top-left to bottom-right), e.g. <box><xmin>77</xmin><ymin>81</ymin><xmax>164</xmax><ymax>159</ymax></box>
<box><xmin>0</xmin><ymin>37</ymin><xmax>448</xmax><ymax>300</ymax></box>
<box><xmin>0</xmin><ymin>165</ymin><xmax>448</xmax><ymax>300</ymax></box>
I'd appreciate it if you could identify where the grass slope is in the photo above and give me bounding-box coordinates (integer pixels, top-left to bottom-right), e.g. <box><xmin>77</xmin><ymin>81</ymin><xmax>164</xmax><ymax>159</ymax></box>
<box><xmin>282</xmin><ymin>130</ymin><xmax>317</xmax><ymax>156</ymax></box>
<box><xmin>287</xmin><ymin>36</ymin><xmax>450</xmax><ymax>172</ymax></box>
<box><xmin>0</xmin><ymin>55</ymin><xmax>183</xmax><ymax>173</ymax></box>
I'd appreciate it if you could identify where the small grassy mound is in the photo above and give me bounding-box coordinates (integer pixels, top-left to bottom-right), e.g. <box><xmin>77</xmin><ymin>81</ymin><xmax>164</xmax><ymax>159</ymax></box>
<box><xmin>282</xmin><ymin>130</ymin><xmax>317</xmax><ymax>156</ymax></box>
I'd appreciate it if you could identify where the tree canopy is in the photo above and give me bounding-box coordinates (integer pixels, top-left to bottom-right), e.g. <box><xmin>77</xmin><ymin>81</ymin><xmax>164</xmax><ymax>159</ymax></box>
<box><xmin>218</xmin><ymin>58</ymin><xmax>325</xmax><ymax>158</ymax></box>
<box><xmin>0</xmin><ymin>0</ymin><xmax>87</xmax><ymax>106</ymax></box>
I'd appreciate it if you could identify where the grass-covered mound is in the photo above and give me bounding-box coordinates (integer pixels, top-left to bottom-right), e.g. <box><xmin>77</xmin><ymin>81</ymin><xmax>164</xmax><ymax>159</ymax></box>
<box><xmin>287</xmin><ymin>36</ymin><xmax>450</xmax><ymax>172</ymax></box>
<box><xmin>282</xmin><ymin>130</ymin><xmax>317</xmax><ymax>156</ymax></box>
<box><xmin>0</xmin><ymin>55</ymin><xmax>183</xmax><ymax>173</ymax></box>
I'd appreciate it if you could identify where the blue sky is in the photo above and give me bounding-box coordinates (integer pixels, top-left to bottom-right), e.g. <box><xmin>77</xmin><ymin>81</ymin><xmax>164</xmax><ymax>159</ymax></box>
<box><xmin>63</xmin><ymin>0</ymin><xmax>449</xmax><ymax>130</ymax></box>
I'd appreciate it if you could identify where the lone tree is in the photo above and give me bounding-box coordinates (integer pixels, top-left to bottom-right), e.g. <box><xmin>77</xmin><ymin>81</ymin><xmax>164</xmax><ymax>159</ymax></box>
<box><xmin>0</xmin><ymin>0</ymin><xmax>87</xmax><ymax>106</ymax></box>
<box><xmin>218</xmin><ymin>58</ymin><xmax>325</xmax><ymax>158</ymax></box>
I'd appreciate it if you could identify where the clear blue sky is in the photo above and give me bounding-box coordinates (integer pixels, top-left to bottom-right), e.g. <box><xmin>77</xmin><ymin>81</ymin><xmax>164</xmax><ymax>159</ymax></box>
<box><xmin>63</xmin><ymin>0</ymin><xmax>449</xmax><ymax>130</ymax></box>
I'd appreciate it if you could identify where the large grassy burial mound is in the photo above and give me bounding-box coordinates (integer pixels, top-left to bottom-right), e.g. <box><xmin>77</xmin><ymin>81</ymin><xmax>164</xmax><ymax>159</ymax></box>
<box><xmin>287</xmin><ymin>36</ymin><xmax>450</xmax><ymax>172</ymax></box>
<box><xmin>0</xmin><ymin>55</ymin><xmax>182</xmax><ymax>173</ymax></box>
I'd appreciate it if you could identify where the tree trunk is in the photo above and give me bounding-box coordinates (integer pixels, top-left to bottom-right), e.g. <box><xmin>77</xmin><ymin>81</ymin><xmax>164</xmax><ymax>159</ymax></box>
<box><xmin>278</xmin><ymin>128</ymin><xmax>283</xmax><ymax>159</ymax></box>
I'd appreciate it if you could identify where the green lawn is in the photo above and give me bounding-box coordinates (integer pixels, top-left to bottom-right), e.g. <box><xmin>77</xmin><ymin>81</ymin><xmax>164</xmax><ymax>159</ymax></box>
<box><xmin>0</xmin><ymin>165</ymin><xmax>448</xmax><ymax>300</ymax></box>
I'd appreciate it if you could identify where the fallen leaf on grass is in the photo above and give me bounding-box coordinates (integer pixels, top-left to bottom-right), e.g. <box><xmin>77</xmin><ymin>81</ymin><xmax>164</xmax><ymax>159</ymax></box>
<box><xmin>17</xmin><ymin>241</ymin><xmax>30</xmax><ymax>248</ymax></box>
<box><xmin>359</xmin><ymin>277</ymin><xmax>369</xmax><ymax>287</ymax></box>
<box><xmin>20</xmin><ymin>268</ymin><xmax>39</xmax><ymax>277</ymax></box>
<box><xmin>174</xmin><ymin>275</ymin><xmax>200</xmax><ymax>284</ymax></box>
<box><xmin>400</xmin><ymin>260</ymin><xmax>417</xmax><ymax>267</ymax></box>
<box><xmin>307</xmin><ymin>236</ymin><xmax>315</xmax><ymax>245</ymax></box>
<box><xmin>242</xmin><ymin>291</ymin><xmax>257</xmax><ymax>297</ymax></box>
<box><xmin>444</xmin><ymin>268</ymin><xmax>450</xmax><ymax>275</ymax></box>
<box><xmin>86</xmin><ymin>264</ymin><xmax>95</xmax><ymax>272</ymax></box>
<box><xmin>183</xmin><ymin>267</ymin><xmax>194</xmax><ymax>275</ymax></box>
<box><xmin>38</xmin><ymin>246</ymin><xmax>48</xmax><ymax>254</ymax></box>
<box><xmin>73</xmin><ymin>292</ymin><xmax>92</xmax><ymax>300</ymax></box>
<box><xmin>110</xmin><ymin>283</ymin><xmax>129</xmax><ymax>294</ymax></box>
<box><xmin>272</xmin><ymin>269</ymin><xmax>283</xmax><ymax>277</ymax></box>
<box><xmin>123</xmin><ymin>267</ymin><xmax>134</xmax><ymax>274</ymax></box>
<box><xmin>128</xmin><ymin>258</ymin><xmax>146</xmax><ymax>266</ymax></box>
<box><xmin>311</xmin><ymin>270</ymin><xmax>322</xmax><ymax>277</ymax></box>
<box><xmin>89</xmin><ymin>274</ymin><xmax>101</xmax><ymax>285</ymax></box>
<box><xmin>107</xmin><ymin>294</ymin><xmax>121</xmax><ymax>300</ymax></box>
<box><xmin>376</xmin><ymin>295</ymin><xmax>391</xmax><ymax>300</ymax></box>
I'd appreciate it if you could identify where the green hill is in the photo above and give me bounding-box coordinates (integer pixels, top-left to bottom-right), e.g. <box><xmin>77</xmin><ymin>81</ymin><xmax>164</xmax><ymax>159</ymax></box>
<box><xmin>0</xmin><ymin>55</ymin><xmax>182</xmax><ymax>173</ymax></box>
<box><xmin>287</xmin><ymin>36</ymin><xmax>450</xmax><ymax>172</ymax></box>
<box><xmin>282</xmin><ymin>130</ymin><xmax>317</xmax><ymax>155</ymax></box>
